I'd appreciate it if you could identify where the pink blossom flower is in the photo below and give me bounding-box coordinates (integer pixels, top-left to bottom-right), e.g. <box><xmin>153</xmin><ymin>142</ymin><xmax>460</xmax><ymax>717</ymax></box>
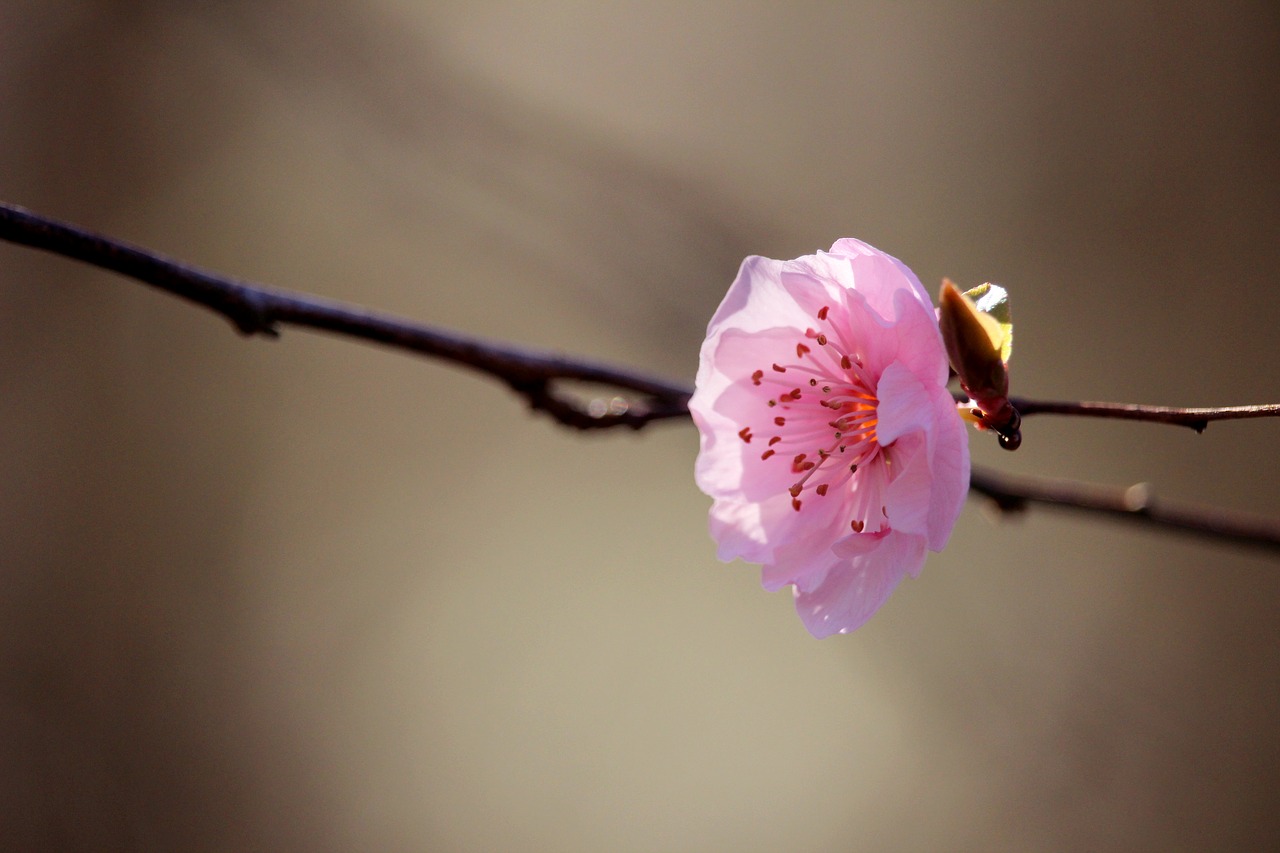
<box><xmin>690</xmin><ymin>239</ymin><xmax>969</xmax><ymax>637</ymax></box>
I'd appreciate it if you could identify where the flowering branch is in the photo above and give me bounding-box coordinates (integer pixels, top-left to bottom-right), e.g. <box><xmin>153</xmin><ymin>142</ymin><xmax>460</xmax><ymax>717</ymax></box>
<box><xmin>968</xmin><ymin>468</ymin><xmax>1280</xmax><ymax>554</ymax></box>
<box><xmin>2</xmin><ymin>200</ymin><xmax>1278</xmax><ymax>553</ymax></box>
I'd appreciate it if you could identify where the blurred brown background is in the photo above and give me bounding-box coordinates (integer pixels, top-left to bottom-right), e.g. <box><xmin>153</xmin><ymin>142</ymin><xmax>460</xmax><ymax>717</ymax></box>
<box><xmin>2</xmin><ymin>2</ymin><xmax>1278</xmax><ymax>850</ymax></box>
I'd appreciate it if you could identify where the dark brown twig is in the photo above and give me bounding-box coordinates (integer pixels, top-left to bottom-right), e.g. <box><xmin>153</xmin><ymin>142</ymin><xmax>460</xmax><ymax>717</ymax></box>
<box><xmin>1012</xmin><ymin>398</ymin><xmax>1280</xmax><ymax>432</ymax></box>
<box><xmin>2</xmin><ymin>200</ymin><xmax>1278</xmax><ymax>553</ymax></box>
<box><xmin>969</xmin><ymin>467</ymin><xmax>1280</xmax><ymax>554</ymax></box>
<box><xmin>0</xmin><ymin>202</ymin><xmax>690</xmax><ymax>430</ymax></box>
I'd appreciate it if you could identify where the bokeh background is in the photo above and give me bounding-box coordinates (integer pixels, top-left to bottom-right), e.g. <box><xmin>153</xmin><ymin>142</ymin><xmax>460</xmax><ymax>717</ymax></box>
<box><xmin>2</xmin><ymin>2</ymin><xmax>1278</xmax><ymax>850</ymax></box>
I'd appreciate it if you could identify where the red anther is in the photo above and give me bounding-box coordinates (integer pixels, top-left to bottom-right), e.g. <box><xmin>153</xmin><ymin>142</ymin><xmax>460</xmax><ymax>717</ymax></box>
<box><xmin>817</xmin><ymin>306</ymin><xmax>830</xmax><ymax>320</ymax></box>
<box><xmin>737</xmin><ymin>427</ymin><xmax>752</xmax><ymax>443</ymax></box>
<box><xmin>850</xmin><ymin>519</ymin><xmax>864</xmax><ymax>533</ymax></box>
<box><xmin>796</xmin><ymin>343</ymin><xmax>811</xmax><ymax>357</ymax></box>
<box><xmin>774</xmin><ymin>416</ymin><xmax>786</xmax><ymax>426</ymax></box>
<box><xmin>751</xmin><ymin>369</ymin><xmax>764</xmax><ymax>386</ymax></box>
<box><xmin>793</xmin><ymin>453</ymin><xmax>807</xmax><ymax>465</ymax></box>
<box><xmin>789</xmin><ymin>483</ymin><xmax>803</xmax><ymax>498</ymax></box>
<box><xmin>768</xmin><ymin>436</ymin><xmax>782</xmax><ymax>446</ymax></box>
<box><xmin>815</xmin><ymin>484</ymin><xmax>829</xmax><ymax>496</ymax></box>
<box><xmin>815</xmin><ymin>333</ymin><xmax>827</xmax><ymax>346</ymax></box>
<box><xmin>801</xmin><ymin>461</ymin><xmax>815</xmax><ymax>471</ymax></box>
<box><xmin>761</xmin><ymin>449</ymin><xmax>776</xmax><ymax>460</ymax></box>
<box><xmin>791</xmin><ymin>498</ymin><xmax>803</xmax><ymax>512</ymax></box>
<box><xmin>772</xmin><ymin>363</ymin><xmax>786</xmax><ymax>373</ymax></box>
<box><xmin>840</xmin><ymin>355</ymin><xmax>852</xmax><ymax>370</ymax></box>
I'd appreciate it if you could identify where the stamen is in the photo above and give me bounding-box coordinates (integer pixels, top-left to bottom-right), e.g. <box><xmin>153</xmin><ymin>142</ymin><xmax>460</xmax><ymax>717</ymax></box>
<box><xmin>817</xmin><ymin>306</ymin><xmax>830</xmax><ymax>320</ymax></box>
<box><xmin>745</xmin><ymin>321</ymin><xmax>886</xmax><ymax>516</ymax></box>
<box><xmin>850</xmin><ymin>519</ymin><xmax>864</xmax><ymax>533</ymax></box>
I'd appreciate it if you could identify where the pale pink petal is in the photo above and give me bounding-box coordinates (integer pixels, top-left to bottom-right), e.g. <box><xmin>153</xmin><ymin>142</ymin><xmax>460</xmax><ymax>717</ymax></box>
<box><xmin>882</xmin><ymin>433</ymin><xmax>933</xmax><ymax>539</ymax></box>
<box><xmin>700</xmin><ymin>255</ymin><xmax>810</xmax><ymax>337</ymax></box>
<box><xmin>881</xmin><ymin>288</ymin><xmax>951</xmax><ymax>387</ymax></box>
<box><xmin>874</xmin><ymin>360</ymin><xmax>933</xmax><ymax>446</ymax></box>
<box><xmin>826</xmin><ymin>239</ymin><xmax>933</xmax><ymax>323</ymax></box>
<box><xmin>923</xmin><ymin>387</ymin><xmax>970</xmax><ymax>551</ymax></box>
<box><xmin>759</xmin><ymin>506</ymin><xmax>860</xmax><ymax>592</ymax></box>
<box><xmin>794</xmin><ymin>532</ymin><xmax>927</xmax><ymax>637</ymax></box>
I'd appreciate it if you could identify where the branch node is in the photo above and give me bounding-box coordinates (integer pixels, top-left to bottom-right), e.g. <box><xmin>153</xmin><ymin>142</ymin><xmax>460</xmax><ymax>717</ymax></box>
<box><xmin>1123</xmin><ymin>482</ymin><xmax>1155</xmax><ymax>513</ymax></box>
<box><xmin>225</xmin><ymin>288</ymin><xmax>279</xmax><ymax>338</ymax></box>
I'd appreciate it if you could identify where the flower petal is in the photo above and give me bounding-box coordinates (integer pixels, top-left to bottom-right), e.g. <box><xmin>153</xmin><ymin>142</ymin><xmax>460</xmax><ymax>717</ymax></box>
<box><xmin>826</xmin><ymin>239</ymin><xmax>933</xmax><ymax>326</ymax></box>
<box><xmin>793</xmin><ymin>532</ymin><xmax>927</xmax><ymax>637</ymax></box>
<box><xmin>923</xmin><ymin>384</ymin><xmax>970</xmax><ymax>551</ymax></box>
<box><xmin>874</xmin><ymin>360</ymin><xmax>933</xmax><ymax>447</ymax></box>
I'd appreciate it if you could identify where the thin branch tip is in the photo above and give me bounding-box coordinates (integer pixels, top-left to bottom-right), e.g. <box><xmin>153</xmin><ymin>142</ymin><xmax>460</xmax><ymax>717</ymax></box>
<box><xmin>1011</xmin><ymin>398</ymin><xmax>1280</xmax><ymax>431</ymax></box>
<box><xmin>969</xmin><ymin>467</ymin><xmax>1280</xmax><ymax>555</ymax></box>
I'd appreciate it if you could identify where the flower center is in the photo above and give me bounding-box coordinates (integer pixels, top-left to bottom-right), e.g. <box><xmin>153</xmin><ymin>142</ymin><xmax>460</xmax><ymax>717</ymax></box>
<box><xmin>736</xmin><ymin>304</ymin><xmax>884</xmax><ymax>532</ymax></box>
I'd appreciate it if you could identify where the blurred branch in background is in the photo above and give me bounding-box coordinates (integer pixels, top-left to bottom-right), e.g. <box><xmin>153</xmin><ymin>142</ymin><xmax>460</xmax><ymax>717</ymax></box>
<box><xmin>2</xmin><ymin>199</ymin><xmax>1278</xmax><ymax>552</ymax></box>
<box><xmin>969</xmin><ymin>468</ymin><xmax>1280</xmax><ymax>554</ymax></box>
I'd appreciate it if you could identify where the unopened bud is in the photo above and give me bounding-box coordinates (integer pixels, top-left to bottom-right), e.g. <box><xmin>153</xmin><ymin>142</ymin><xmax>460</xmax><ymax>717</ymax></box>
<box><xmin>939</xmin><ymin>280</ymin><xmax>1021</xmax><ymax>451</ymax></box>
<box><xmin>939</xmin><ymin>280</ymin><xmax>1009</xmax><ymax>400</ymax></box>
